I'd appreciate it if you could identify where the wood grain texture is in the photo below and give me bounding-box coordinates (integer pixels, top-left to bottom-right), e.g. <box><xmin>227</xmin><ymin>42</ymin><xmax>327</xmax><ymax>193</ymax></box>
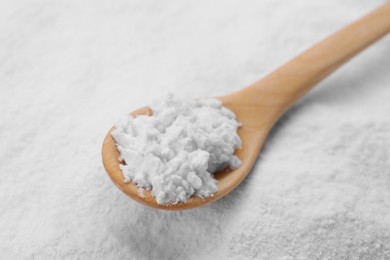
<box><xmin>102</xmin><ymin>3</ymin><xmax>390</xmax><ymax>210</ymax></box>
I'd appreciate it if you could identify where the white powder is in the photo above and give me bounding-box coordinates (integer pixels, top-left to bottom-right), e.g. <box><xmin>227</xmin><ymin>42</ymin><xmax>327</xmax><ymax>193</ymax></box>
<box><xmin>1</xmin><ymin>1</ymin><xmax>390</xmax><ymax>259</ymax></box>
<box><xmin>111</xmin><ymin>93</ymin><xmax>241</xmax><ymax>204</ymax></box>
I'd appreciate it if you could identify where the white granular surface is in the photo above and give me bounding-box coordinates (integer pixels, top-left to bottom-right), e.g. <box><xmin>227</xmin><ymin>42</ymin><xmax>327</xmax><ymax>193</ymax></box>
<box><xmin>1</xmin><ymin>0</ymin><xmax>390</xmax><ymax>259</ymax></box>
<box><xmin>112</xmin><ymin>93</ymin><xmax>241</xmax><ymax>204</ymax></box>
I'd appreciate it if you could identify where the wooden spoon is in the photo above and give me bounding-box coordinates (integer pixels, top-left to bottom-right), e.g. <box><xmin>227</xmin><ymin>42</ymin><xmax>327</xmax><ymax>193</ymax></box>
<box><xmin>102</xmin><ymin>3</ymin><xmax>390</xmax><ymax>210</ymax></box>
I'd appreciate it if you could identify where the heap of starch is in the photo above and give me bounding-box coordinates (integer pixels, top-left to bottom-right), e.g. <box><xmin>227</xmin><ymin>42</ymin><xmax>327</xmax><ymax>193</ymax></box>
<box><xmin>112</xmin><ymin>93</ymin><xmax>242</xmax><ymax>205</ymax></box>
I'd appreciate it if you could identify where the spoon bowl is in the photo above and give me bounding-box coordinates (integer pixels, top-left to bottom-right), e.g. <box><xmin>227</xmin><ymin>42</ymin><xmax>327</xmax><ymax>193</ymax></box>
<box><xmin>102</xmin><ymin>3</ymin><xmax>390</xmax><ymax>210</ymax></box>
<box><xmin>102</xmin><ymin>103</ymin><xmax>270</xmax><ymax>210</ymax></box>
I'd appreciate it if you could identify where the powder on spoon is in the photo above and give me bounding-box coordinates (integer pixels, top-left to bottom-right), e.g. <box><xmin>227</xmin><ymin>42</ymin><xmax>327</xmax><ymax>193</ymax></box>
<box><xmin>111</xmin><ymin>93</ymin><xmax>242</xmax><ymax>205</ymax></box>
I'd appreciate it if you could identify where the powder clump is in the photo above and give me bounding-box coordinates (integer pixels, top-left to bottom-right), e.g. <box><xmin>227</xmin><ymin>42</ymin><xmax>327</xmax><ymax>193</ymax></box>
<box><xmin>111</xmin><ymin>93</ymin><xmax>242</xmax><ymax>205</ymax></box>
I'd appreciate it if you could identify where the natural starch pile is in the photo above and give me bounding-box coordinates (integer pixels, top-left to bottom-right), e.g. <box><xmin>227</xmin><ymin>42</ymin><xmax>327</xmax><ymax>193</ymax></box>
<box><xmin>112</xmin><ymin>93</ymin><xmax>242</xmax><ymax>204</ymax></box>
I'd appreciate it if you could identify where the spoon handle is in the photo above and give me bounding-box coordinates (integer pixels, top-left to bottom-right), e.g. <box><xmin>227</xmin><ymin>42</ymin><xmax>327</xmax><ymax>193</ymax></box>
<box><xmin>242</xmin><ymin>2</ymin><xmax>390</xmax><ymax>121</ymax></box>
